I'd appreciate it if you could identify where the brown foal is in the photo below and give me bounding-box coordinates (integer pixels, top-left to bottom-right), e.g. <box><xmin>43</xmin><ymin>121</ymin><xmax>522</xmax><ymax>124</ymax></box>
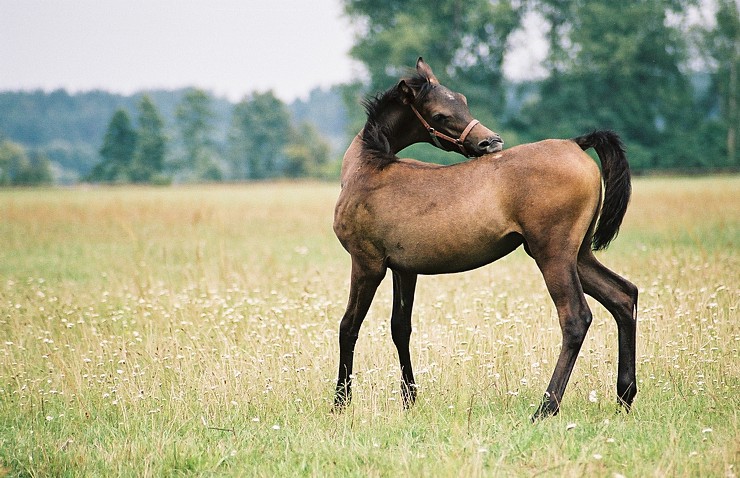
<box><xmin>333</xmin><ymin>58</ymin><xmax>637</xmax><ymax>420</ymax></box>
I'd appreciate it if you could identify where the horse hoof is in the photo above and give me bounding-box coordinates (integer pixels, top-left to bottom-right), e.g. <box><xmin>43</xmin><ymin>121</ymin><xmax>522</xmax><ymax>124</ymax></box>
<box><xmin>401</xmin><ymin>385</ymin><xmax>417</xmax><ymax>409</ymax></box>
<box><xmin>531</xmin><ymin>402</ymin><xmax>559</xmax><ymax>422</ymax></box>
<box><xmin>333</xmin><ymin>396</ymin><xmax>350</xmax><ymax>412</ymax></box>
<box><xmin>617</xmin><ymin>392</ymin><xmax>635</xmax><ymax>413</ymax></box>
<box><xmin>615</xmin><ymin>398</ymin><xmax>633</xmax><ymax>414</ymax></box>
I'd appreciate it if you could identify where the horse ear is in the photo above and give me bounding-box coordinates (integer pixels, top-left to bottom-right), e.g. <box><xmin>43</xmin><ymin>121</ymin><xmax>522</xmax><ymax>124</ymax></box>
<box><xmin>416</xmin><ymin>57</ymin><xmax>439</xmax><ymax>85</ymax></box>
<box><xmin>397</xmin><ymin>80</ymin><xmax>415</xmax><ymax>105</ymax></box>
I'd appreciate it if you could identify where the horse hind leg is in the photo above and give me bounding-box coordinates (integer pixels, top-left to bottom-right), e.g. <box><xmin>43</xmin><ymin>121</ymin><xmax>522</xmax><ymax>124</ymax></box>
<box><xmin>334</xmin><ymin>258</ymin><xmax>386</xmax><ymax>411</ymax></box>
<box><xmin>578</xmin><ymin>250</ymin><xmax>638</xmax><ymax>411</ymax></box>
<box><xmin>390</xmin><ymin>269</ymin><xmax>418</xmax><ymax>408</ymax></box>
<box><xmin>532</xmin><ymin>253</ymin><xmax>593</xmax><ymax>420</ymax></box>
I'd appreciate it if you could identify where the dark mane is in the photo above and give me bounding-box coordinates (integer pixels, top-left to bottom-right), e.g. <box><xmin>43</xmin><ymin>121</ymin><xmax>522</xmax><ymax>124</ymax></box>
<box><xmin>360</xmin><ymin>71</ymin><xmax>434</xmax><ymax>167</ymax></box>
<box><xmin>359</xmin><ymin>90</ymin><xmax>398</xmax><ymax>167</ymax></box>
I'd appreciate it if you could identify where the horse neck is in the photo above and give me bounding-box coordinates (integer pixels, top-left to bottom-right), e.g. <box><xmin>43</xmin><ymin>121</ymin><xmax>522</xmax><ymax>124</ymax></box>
<box><xmin>340</xmin><ymin>106</ymin><xmax>427</xmax><ymax>186</ymax></box>
<box><xmin>383</xmin><ymin>107</ymin><xmax>425</xmax><ymax>153</ymax></box>
<box><xmin>361</xmin><ymin>99</ymin><xmax>429</xmax><ymax>151</ymax></box>
<box><xmin>339</xmin><ymin>133</ymin><xmax>366</xmax><ymax>186</ymax></box>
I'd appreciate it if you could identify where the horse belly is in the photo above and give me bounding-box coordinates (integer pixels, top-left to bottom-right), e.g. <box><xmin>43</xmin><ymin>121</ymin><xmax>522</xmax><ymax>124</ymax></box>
<box><xmin>384</xmin><ymin>220</ymin><xmax>521</xmax><ymax>274</ymax></box>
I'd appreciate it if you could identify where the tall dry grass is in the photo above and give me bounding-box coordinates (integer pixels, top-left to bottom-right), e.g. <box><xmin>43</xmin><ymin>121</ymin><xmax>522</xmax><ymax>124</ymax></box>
<box><xmin>0</xmin><ymin>177</ymin><xmax>737</xmax><ymax>477</ymax></box>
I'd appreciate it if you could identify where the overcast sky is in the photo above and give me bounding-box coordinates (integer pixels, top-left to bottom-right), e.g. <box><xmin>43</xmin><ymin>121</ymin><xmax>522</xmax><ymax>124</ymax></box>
<box><xmin>0</xmin><ymin>0</ymin><xmax>548</xmax><ymax>102</ymax></box>
<box><xmin>0</xmin><ymin>0</ymin><xmax>363</xmax><ymax>102</ymax></box>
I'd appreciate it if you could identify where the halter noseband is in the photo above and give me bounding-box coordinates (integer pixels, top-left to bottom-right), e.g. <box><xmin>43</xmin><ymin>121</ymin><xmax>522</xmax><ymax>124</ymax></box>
<box><xmin>409</xmin><ymin>104</ymin><xmax>480</xmax><ymax>156</ymax></box>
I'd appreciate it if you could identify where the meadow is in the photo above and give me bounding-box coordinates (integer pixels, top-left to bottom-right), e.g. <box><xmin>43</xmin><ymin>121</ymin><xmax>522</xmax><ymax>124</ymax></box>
<box><xmin>0</xmin><ymin>176</ymin><xmax>737</xmax><ymax>477</ymax></box>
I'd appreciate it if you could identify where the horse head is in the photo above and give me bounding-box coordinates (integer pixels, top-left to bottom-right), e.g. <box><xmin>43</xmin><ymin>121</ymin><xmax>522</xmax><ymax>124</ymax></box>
<box><xmin>397</xmin><ymin>58</ymin><xmax>503</xmax><ymax>157</ymax></box>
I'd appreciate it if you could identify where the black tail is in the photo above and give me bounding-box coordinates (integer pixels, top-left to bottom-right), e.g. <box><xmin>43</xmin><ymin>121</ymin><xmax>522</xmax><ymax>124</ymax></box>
<box><xmin>573</xmin><ymin>131</ymin><xmax>631</xmax><ymax>250</ymax></box>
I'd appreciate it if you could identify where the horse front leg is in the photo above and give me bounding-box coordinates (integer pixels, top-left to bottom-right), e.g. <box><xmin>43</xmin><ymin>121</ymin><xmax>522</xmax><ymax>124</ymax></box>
<box><xmin>533</xmin><ymin>257</ymin><xmax>593</xmax><ymax>421</ymax></box>
<box><xmin>390</xmin><ymin>269</ymin><xmax>418</xmax><ymax>408</ymax></box>
<box><xmin>334</xmin><ymin>259</ymin><xmax>385</xmax><ymax>411</ymax></box>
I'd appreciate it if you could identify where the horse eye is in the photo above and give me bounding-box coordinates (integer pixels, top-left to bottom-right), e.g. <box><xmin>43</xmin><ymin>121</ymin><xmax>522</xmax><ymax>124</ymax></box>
<box><xmin>432</xmin><ymin>113</ymin><xmax>447</xmax><ymax>122</ymax></box>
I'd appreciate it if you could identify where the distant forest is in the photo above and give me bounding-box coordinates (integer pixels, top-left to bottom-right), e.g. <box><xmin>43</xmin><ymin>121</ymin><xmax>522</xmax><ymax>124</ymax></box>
<box><xmin>0</xmin><ymin>87</ymin><xmax>348</xmax><ymax>184</ymax></box>
<box><xmin>1</xmin><ymin>0</ymin><xmax>737</xmax><ymax>185</ymax></box>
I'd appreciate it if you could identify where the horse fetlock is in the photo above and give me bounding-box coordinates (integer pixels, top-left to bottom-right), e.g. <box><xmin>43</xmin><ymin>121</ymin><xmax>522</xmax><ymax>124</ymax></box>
<box><xmin>333</xmin><ymin>382</ymin><xmax>353</xmax><ymax>411</ymax></box>
<box><xmin>617</xmin><ymin>381</ymin><xmax>637</xmax><ymax>410</ymax></box>
<box><xmin>401</xmin><ymin>382</ymin><xmax>417</xmax><ymax>409</ymax></box>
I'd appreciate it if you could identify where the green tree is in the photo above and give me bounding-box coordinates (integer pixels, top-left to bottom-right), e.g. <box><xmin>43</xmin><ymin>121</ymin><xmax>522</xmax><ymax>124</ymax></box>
<box><xmin>701</xmin><ymin>0</ymin><xmax>739</xmax><ymax>167</ymax></box>
<box><xmin>0</xmin><ymin>140</ymin><xmax>53</xmax><ymax>186</ymax></box>
<box><xmin>227</xmin><ymin>91</ymin><xmax>292</xmax><ymax>179</ymax></box>
<box><xmin>131</xmin><ymin>95</ymin><xmax>167</xmax><ymax>183</ymax></box>
<box><xmin>88</xmin><ymin>109</ymin><xmax>137</xmax><ymax>182</ymax></box>
<box><xmin>337</xmin><ymin>81</ymin><xmax>368</xmax><ymax>142</ymax></box>
<box><xmin>0</xmin><ymin>139</ymin><xmax>23</xmax><ymax>185</ymax></box>
<box><xmin>176</xmin><ymin>89</ymin><xmax>222</xmax><ymax>181</ymax></box>
<box><xmin>13</xmin><ymin>151</ymin><xmax>54</xmax><ymax>185</ymax></box>
<box><xmin>283</xmin><ymin>122</ymin><xmax>331</xmax><ymax>178</ymax></box>
<box><xmin>520</xmin><ymin>0</ymin><xmax>699</xmax><ymax>169</ymax></box>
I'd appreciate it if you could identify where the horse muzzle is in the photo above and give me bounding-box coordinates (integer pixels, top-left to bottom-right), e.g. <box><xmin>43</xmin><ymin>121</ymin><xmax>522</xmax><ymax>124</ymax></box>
<box><xmin>478</xmin><ymin>134</ymin><xmax>504</xmax><ymax>154</ymax></box>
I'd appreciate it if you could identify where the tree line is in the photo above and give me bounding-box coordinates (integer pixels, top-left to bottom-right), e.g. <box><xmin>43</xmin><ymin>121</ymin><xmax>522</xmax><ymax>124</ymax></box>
<box><xmin>0</xmin><ymin>0</ymin><xmax>737</xmax><ymax>185</ymax></box>
<box><xmin>88</xmin><ymin>90</ymin><xmax>332</xmax><ymax>184</ymax></box>
<box><xmin>0</xmin><ymin>87</ymin><xmax>338</xmax><ymax>185</ymax></box>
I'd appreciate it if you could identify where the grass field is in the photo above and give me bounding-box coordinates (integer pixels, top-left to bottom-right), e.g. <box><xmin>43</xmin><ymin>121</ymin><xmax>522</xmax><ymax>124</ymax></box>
<box><xmin>0</xmin><ymin>176</ymin><xmax>738</xmax><ymax>477</ymax></box>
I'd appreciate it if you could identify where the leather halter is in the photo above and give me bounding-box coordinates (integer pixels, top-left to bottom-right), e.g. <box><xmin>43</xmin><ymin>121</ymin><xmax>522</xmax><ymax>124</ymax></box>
<box><xmin>409</xmin><ymin>104</ymin><xmax>480</xmax><ymax>156</ymax></box>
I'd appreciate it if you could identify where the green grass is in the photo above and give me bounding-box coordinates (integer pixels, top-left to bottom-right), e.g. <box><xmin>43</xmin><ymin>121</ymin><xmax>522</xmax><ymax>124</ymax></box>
<box><xmin>0</xmin><ymin>177</ymin><xmax>738</xmax><ymax>477</ymax></box>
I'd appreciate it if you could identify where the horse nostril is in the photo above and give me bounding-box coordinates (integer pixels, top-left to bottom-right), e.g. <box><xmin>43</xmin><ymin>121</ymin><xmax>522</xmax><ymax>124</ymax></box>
<box><xmin>479</xmin><ymin>136</ymin><xmax>504</xmax><ymax>149</ymax></box>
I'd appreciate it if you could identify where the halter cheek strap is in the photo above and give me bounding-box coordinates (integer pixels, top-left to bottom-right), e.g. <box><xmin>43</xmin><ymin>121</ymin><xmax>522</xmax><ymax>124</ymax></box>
<box><xmin>409</xmin><ymin>104</ymin><xmax>480</xmax><ymax>156</ymax></box>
